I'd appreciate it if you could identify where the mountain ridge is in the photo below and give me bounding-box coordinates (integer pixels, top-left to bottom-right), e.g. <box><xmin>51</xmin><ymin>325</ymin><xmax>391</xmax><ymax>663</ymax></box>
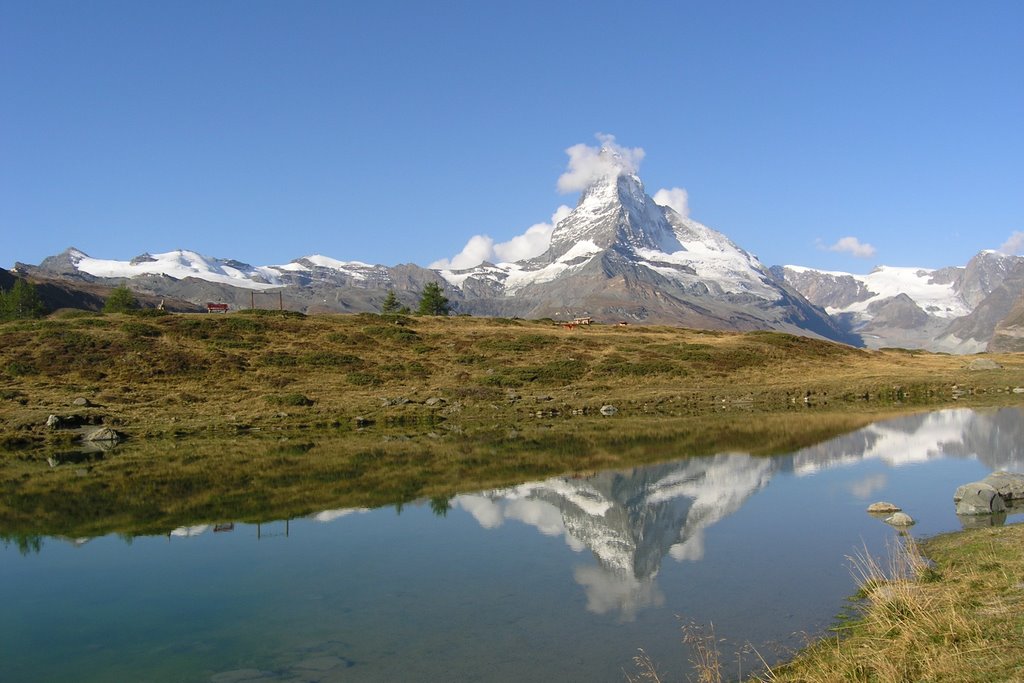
<box><xmin>11</xmin><ymin>158</ymin><xmax>1020</xmax><ymax>351</ymax></box>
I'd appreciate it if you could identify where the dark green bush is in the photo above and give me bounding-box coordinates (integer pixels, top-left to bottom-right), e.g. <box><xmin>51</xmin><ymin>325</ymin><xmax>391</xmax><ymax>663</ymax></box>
<box><xmin>266</xmin><ymin>393</ymin><xmax>314</xmax><ymax>406</ymax></box>
<box><xmin>121</xmin><ymin>322</ymin><xmax>162</xmax><ymax>339</ymax></box>
<box><xmin>346</xmin><ymin>371</ymin><xmax>383</xmax><ymax>386</ymax></box>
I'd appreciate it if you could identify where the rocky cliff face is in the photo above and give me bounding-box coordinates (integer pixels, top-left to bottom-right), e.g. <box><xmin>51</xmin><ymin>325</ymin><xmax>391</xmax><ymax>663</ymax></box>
<box><xmin>988</xmin><ymin>292</ymin><xmax>1024</xmax><ymax>352</ymax></box>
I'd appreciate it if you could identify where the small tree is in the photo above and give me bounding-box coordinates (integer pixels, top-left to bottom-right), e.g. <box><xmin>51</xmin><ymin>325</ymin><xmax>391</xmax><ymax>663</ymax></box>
<box><xmin>104</xmin><ymin>284</ymin><xmax>137</xmax><ymax>314</ymax></box>
<box><xmin>417</xmin><ymin>282</ymin><xmax>450</xmax><ymax>316</ymax></box>
<box><xmin>380</xmin><ymin>289</ymin><xmax>401</xmax><ymax>314</ymax></box>
<box><xmin>0</xmin><ymin>279</ymin><xmax>45</xmax><ymax>320</ymax></box>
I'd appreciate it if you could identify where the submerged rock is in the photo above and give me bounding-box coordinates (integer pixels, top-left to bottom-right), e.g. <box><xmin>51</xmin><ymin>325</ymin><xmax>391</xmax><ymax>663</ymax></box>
<box><xmin>867</xmin><ymin>501</ymin><xmax>901</xmax><ymax>513</ymax></box>
<box><xmin>884</xmin><ymin>512</ymin><xmax>915</xmax><ymax>526</ymax></box>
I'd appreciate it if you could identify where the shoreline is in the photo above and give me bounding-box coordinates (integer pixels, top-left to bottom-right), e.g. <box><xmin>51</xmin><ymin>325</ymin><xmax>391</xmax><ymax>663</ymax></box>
<box><xmin>764</xmin><ymin>520</ymin><xmax>1024</xmax><ymax>682</ymax></box>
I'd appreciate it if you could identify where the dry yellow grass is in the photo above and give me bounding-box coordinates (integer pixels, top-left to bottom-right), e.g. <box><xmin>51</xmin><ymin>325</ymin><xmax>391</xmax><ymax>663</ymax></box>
<box><xmin>2</xmin><ymin>310</ymin><xmax>1022</xmax><ymax>445</ymax></box>
<box><xmin>765</xmin><ymin>525</ymin><xmax>1024</xmax><ymax>682</ymax></box>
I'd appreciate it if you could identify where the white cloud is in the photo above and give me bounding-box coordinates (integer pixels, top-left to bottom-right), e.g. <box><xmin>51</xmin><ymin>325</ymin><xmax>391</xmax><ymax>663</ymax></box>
<box><xmin>999</xmin><ymin>231</ymin><xmax>1024</xmax><ymax>255</ymax></box>
<box><xmin>432</xmin><ymin>133</ymin><xmax>656</xmax><ymax>270</ymax></box>
<box><xmin>429</xmin><ymin>234</ymin><xmax>495</xmax><ymax>270</ymax></box>
<box><xmin>430</xmin><ymin>205</ymin><xmax>572</xmax><ymax>270</ymax></box>
<box><xmin>556</xmin><ymin>133</ymin><xmax>645</xmax><ymax>193</ymax></box>
<box><xmin>822</xmin><ymin>236</ymin><xmax>877</xmax><ymax>258</ymax></box>
<box><xmin>652</xmin><ymin>187</ymin><xmax>689</xmax><ymax>217</ymax></box>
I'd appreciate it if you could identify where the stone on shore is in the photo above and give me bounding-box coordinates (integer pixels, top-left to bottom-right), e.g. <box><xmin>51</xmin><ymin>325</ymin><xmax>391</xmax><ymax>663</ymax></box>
<box><xmin>83</xmin><ymin>427</ymin><xmax>120</xmax><ymax>443</ymax></box>
<box><xmin>600</xmin><ymin>405</ymin><xmax>618</xmax><ymax>416</ymax></box>
<box><xmin>954</xmin><ymin>482</ymin><xmax>1006</xmax><ymax>515</ymax></box>
<box><xmin>983</xmin><ymin>471</ymin><xmax>1024</xmax><ymax>501</ymax></box>
<box><xmin>867</xmin><ymin>501</ymin><xmax>901</xmax><ymax>513</ymax></box>
<box><xmin>967</xmin><ymin>358</ymin><xmax>1002</xmax><ymax>371</ymax></box>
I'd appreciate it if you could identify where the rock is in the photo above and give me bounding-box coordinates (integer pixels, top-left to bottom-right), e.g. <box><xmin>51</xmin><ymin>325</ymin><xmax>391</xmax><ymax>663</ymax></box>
<box><xmin>72</xmin><ymin>397</ymin><xmax>91</xmax><ymax>407</ymax></box>
<box><xmin>83</xmin><ymin>427</ymin><xmax>120</xmax><ymax>443</ymax></box>
<box><xmin>46</xmin><ymin>414</ymin><xmax>61</xmax><ymax>428</ymax></box>
<box><xmin>884</xmin><ymin>512</ymin><xmax>915</xmax><ymax>526</ymax></box>
<box><xmin>600</xmin><ymin>404</ymin><xmax>618</xmax><ymax>416</ymax></box>
<box><xmin>1013</xmin><ymin>387</ymin><xmax>1024</xmax><ymax>394</ymax></box>
<box><xmin>983</xmin><ymin>472</ymin><xmax>1024</xmax><ymax>501</ymax></box>
<box><xmin>967</xmin><ymin>358</ymin><xmax>1002</xmax><ymax>371</ymax></box>
<box><xmin>867</xmin><ymin>501</ymin><xmax>901</xmax><ymax>513</ymax></box>
<box><xmin>954</xmin><ymin>482</ymin><xmax>1006</xmax><ymax>515</ymax></box>
<box><xmin>425</xmin><ymin>397</ymin><xmax>445</xmax><ymax>406</ymax></box>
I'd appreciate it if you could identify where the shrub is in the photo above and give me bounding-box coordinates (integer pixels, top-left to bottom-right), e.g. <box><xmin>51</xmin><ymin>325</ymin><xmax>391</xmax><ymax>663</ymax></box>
<box><xmin>131</xmin><ymin>308</ymin><xmax>169</xmax><ymax>318</ymax></box>
<box><xmin>103</xmin><ymin>285</ymin><xmax>138</xmax><ymax>313</ymax></box>
<box><xmin>122</xmin><ymin>322</ymin><xmax>162</xmax><ymax>339</ymax></box>
<box><xmin>259</xmin><ymin>352</ymin><xmax>299</xmax><ymax>367</ymax></box>
<box><xmin>347</xmin><ymin>371</ymin><xmax>383</xmax><ymax>386</ymax></box>
<box><xmin>267</xmin><ymin>393</ymin><xmax>314</xmax><ymax>406</ymax></box>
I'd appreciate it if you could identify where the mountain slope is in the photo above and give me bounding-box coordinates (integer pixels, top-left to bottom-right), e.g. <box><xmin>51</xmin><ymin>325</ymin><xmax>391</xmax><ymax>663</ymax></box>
<box><xmin>436</xmin><ymin>164</ymin><xmax>857</xmax><ymax>343</ymax></box>
<box><xmin>775</xmin><ymin>251</ymin><xmax>1024</xmax><ymax>351</ymax></box>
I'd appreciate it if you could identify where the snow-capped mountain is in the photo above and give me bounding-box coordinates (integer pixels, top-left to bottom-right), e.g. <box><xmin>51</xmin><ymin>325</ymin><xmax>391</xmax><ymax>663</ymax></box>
<box><xmin>15</xmin><ymin>150</ymin><xmax>855</xmax><ymax>343</ymax></box>
<box><xmin>774</xmin><ymin>251</ymin><xmax>1024</xmax><ymax>351</ymax></box>
<box><xmin>430</xmin><ymin>156</ymin><xmax>854</xmax><ymax>342</ymax></box>
<box><xmin>13</xmin><ymin>145</ymin><xmax>1021</xmax><ymax>350</ymax></box>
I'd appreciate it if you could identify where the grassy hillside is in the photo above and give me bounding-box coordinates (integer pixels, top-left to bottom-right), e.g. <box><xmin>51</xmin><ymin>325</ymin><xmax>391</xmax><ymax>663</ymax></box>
<box><xmin>2</xmin><ymin>310</ymin><xmax>1022</xmax><ymax>444</ymax></box>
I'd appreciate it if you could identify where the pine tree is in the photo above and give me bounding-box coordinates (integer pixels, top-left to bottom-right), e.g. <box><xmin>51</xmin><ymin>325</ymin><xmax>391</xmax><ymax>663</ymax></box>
<box><xmin>104</xmin><ymin>284</ymin><xmax>137</xmax><ymax>314</ymax></box>
<box><xmin>0</xmin><ymin>279</ymin><xmax>45</xmax><ymax>320</ymax></box>
<box><xmin>417</xmin><ymin>282</ymin><xmax>450</xmax><ymax>316</ymax></box>
<box><xmin>380</xmin><ymin>289</ymin><xmax>401</xmax><ymax>314</ymax></box>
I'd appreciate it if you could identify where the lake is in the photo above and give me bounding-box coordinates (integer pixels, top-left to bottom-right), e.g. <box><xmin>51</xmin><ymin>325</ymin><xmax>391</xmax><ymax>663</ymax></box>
<box><xmin>2</xmin><ymin>407</ymin><xmax>1023</xmax><ymax>682</ymax></box>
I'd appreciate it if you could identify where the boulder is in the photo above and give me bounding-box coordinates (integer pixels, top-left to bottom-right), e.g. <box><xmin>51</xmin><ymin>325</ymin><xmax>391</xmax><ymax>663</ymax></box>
<box><xmin>600</xmin><ymin>405</ymin><xmax>618</xmax><ymax>416</ymax></box>
<box><xmin>884</xmin><ymin>512</ymin><xmax>915</xmax><ymax>526</ymax></box>
<box><xmin>46</xmin><ymin>414</ymin><xmax>61</xmax><ymax>428</ymax></box>
<box><xmin>867</xmin><ymin>501</ymin><xmax>901</xmax><ymax>513</ymax></box>
<box><xmin>72</xmin><ymin>397</ymin><xmax>91</xmax><ymax>407</ymax></box>
<box><xmin>983</xmin><ymin>472</ymin><xmax>1024</xmax><ymax>501</ymax></box>
<box><xmin>954</xmin><ymin>482</ymin><xmax>1006</xmax><ymax>515</ymax></box>
<box><xmin>967</xmin><ymin>358</ymin><xmax>1002</xmax><ymax>371</ymax></box>
<box><xmin>83</xmin><ymin>427</ymin><xmax>120</xmax><ymax>443</ymax></box>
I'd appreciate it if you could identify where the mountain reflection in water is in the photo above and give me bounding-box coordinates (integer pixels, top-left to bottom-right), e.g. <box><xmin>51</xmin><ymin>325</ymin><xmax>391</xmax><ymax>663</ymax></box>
<box><xmin>447</xmin><ymin>407</ymin><xmax>1024</xmax><ymax>620</ymax></box>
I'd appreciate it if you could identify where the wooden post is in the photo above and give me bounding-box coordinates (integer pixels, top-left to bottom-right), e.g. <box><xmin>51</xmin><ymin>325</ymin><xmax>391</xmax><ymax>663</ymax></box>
<box><xmin>279</xmin><ymin>291</ymin><xmax>283</xmax><ymax>311</ymax></box>
<box><xmin>251</xmin><ymin>290</ymin><xmax>255</xmax><ymax>310</ymax></box>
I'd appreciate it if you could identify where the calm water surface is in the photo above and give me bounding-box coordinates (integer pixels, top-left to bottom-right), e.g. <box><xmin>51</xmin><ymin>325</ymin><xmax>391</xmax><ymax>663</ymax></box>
<box><xmin>3</xmin><ymin>407</ymin><xmax>1023</xmax><ymax>682</ymax></box>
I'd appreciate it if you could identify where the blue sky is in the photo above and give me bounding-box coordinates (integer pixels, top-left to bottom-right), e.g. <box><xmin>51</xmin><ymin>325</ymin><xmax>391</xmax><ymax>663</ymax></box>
<box><xmin>2</xmin><ymin>1</ymin><xmax>1022</xmax><ymax>273</ymax></box>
